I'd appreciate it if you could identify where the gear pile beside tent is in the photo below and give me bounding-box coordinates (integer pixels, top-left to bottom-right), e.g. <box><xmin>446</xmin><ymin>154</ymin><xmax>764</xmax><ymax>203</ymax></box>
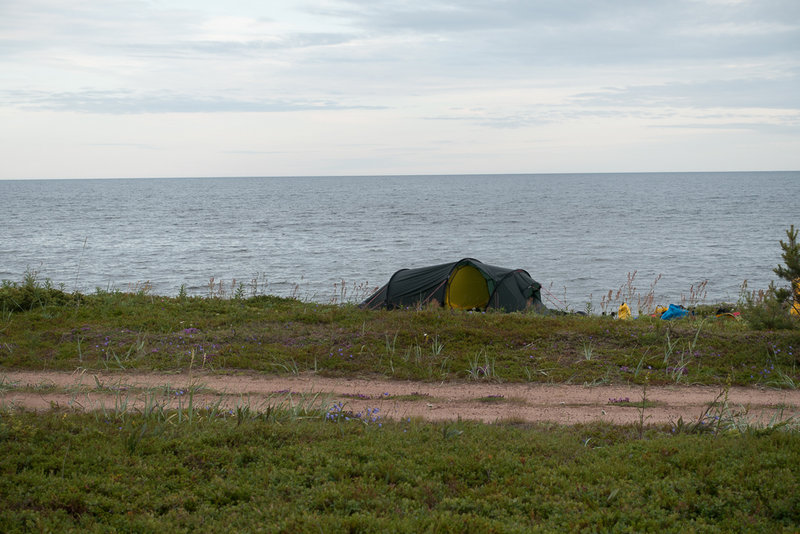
<box><xmin>361</xmin><ymin>258</ymin><xmax>545</xmax><ymax>313</ymax></box>
<box><xmin>363</xmin><ymin>259</ymin><xmax>799</xmax><ymax>319</ymax></box>
<box><xmin>618</xmin><ymin>303</ymin><xmax>694</xmax><ymax>320</ymax></box>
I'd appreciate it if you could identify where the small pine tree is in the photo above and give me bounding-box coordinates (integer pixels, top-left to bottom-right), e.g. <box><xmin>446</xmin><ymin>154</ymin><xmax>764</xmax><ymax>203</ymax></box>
<box><xmin>773</xmin><ymin>225</ymin><xmax>800</xmax><ymax>304</ymax></box>
<box><xmin>742</xmin><ymin>226</ymin><xmax>800</xmax><ymax>329</ymax></box>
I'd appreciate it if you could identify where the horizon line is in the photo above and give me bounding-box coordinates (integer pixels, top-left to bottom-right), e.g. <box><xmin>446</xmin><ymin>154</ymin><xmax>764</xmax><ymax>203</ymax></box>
<box><xmin>2</xmin><ymin>169</ymin><xmax>799</xmax><ymax>182</ymax></box>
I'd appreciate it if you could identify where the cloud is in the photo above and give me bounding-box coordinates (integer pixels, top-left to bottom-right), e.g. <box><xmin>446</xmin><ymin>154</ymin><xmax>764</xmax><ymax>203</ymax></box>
<box><xmin>319</xmin><ymin>0</ymin><xmax>800</xmax><ymax>66</ymax></box>
<box><xmin>85</xmin><ymin>142</ymin><xmax>160</xmax><ymax>150</ymax></box>
<box><xmin>4</xmin><ymin>0</ymin><xmax>798</xmax><ymax>100</ymax></box>
<box><xmin>0</xmin><ymin>0</ymin><xmax>798</xmax><ymax>177</ymax></box>
<box><xmin>0</xmin><ymin>89</ymin><xmax>384</xmax><ymax>114</ymax></box>
<box><xmin>572</xmin><ymin>76</ymin><xmax>800</xmax><ymax>110</ymax></box>
<box><xmin>651</xmin><ymin>121</ymin><xmax>800</xmax><ymax>136</ymax></box>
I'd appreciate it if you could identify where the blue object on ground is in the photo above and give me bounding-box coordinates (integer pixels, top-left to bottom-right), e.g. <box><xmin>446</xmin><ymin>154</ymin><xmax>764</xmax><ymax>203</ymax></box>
<box><xmin>660</xmin><ymin>304</ymin><xmax>690</xmax><ymax>320</ymax></box>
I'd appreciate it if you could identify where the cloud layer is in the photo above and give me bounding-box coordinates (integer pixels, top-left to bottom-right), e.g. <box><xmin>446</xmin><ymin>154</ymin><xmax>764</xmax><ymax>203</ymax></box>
<box><xmin>1</xmin><ymin>0</ymin><xmax>798</xmax><ymax>178</ymax></box>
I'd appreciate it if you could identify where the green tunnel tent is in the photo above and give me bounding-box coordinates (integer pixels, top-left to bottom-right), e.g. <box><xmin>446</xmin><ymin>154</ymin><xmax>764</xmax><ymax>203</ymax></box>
<box><xmin>361</xmin><ymin>258</ymin><xmax>546</xmax><ymax>312</ymax></box>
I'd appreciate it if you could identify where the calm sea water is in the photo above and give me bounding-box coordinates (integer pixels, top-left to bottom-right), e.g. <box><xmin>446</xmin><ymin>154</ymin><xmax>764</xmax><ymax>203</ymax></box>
<box><xmin>1</xmin><ymin>172</ymin><xmax>797</xmax><ymax>309</ymax></box>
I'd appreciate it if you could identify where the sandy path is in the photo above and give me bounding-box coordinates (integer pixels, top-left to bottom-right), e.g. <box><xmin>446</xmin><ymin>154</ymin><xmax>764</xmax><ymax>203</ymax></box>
<box><xmin>2</xmin><ymin>370</ymin><xmax>799</xmax><ymax>425</ymax></box>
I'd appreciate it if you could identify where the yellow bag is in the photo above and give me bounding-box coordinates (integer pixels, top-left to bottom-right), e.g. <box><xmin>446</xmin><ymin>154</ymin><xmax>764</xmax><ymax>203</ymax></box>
<box><xmin>618</xmin><ymin>302</ymin><xmax>632</xmax><ymax>320</ymax></box>
<box><xmin>654</xmin><ymin>305</ymin><xmax>668</xmax><ymax>317</ymax></box>
<box><xmin>787</xmin><ymin>278</ymin><xmax>800</xmax><ymax>316</ymax></box>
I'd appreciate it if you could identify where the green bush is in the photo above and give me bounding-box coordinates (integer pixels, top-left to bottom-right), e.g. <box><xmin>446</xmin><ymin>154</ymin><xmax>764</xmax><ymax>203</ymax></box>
<box><xmin>739</xmin><ymin>283</ymin><xmax>797</xmax><ymax>330</ymax></box>
<box><xmin>0</xmin><ymin>270</ymin><xmax>80</xmax><ymax>313</ymax></box>
<box><xmin>773</xmin><ymin>224</ymin><xmax>800</xmax><ymax>305</ymax></box>
<box><xmin>738</xmin><ymin>226</ymin><xmax>800</xmax><ymax>330</ymax></box>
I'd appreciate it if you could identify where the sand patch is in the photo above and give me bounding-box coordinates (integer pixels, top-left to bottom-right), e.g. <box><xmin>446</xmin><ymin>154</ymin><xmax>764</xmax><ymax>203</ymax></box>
<box><xmin>2</xmin><ymin>370</ymin><xmax>798</xmax><ymax>425</ymax></box>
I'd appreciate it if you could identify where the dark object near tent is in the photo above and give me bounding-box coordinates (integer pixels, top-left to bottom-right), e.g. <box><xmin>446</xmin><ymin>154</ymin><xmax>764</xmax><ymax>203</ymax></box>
<box><xmin>361</xmin><ymin>258</ymin><xmax>545</xmax><ymax>312</ymax></box>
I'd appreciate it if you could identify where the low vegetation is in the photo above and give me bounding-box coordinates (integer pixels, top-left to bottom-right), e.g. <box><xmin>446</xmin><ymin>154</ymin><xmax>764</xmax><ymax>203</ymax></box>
<box><xmin>1</xmin><ymin>404</ymin><xmax>799</xmax><ymax>532</ymax></box>
<box><xmin>1</xmin><ymin>224</ymin><xmax>798</xmax><ymax>531</ymax></box>
<box><xmin>1</xmin><ymin>272</ymin><xmax>797</xmax><ymax>386</ymax></box>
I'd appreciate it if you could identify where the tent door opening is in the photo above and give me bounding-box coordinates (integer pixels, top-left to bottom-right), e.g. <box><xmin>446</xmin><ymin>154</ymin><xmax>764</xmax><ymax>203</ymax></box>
<box><xmin>445</xmin><ymin>264</ymin><xmax>490</xmax><ymax>310</ymax></box>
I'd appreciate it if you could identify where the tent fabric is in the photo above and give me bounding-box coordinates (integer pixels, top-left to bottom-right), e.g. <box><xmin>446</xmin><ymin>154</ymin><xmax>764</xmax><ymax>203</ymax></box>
<box><xmin>361</xmin><ymin>258</ymin><xmax>544</xmax><ymax>312</ymax></box>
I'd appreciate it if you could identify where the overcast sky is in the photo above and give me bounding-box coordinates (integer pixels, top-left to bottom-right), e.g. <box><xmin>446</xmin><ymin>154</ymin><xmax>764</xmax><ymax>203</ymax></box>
<box><xmin>1</xmin><ymin>0</ymin><xmax>798</xmax><ymax>179</ymax></box>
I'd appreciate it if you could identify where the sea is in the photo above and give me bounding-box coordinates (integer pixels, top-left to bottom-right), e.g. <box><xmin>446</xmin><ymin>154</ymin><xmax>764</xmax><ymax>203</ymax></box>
<box><xmin>1</xmin><ymin>172</ymin><xmax>798</xmax><ymax>310</ymax></box>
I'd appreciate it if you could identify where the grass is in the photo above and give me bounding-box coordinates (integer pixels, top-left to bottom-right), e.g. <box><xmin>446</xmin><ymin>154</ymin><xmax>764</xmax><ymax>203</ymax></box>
<box><xmin>1</xmin><ymin>407</ymin><xmax>799</xmax><ymax>532</ymax></box>
<box><xmin>1</xmin><ymin>275</ymin><xmax>799</xmax><ymax>530</ymax></box>
<box><xmin>1</xmin><ymin>281</ymin><xmax>797</xmax><ymax>387</ymax></box>
<box><xmin>388</xmin><ymin>392</ymin><xmax>435</xmax><ymax>402</ymax></box>
<box><xmin>607</xmin><ymin>397</ymin><xmax>662</xmax><ymax>409</ymax></box>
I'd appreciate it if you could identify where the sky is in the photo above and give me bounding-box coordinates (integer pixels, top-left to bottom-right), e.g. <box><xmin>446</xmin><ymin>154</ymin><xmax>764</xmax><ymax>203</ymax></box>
<box><xmin>1</xmin><ymin>0</ymin><xmax>799</xmax><ymax>179</ymax></box>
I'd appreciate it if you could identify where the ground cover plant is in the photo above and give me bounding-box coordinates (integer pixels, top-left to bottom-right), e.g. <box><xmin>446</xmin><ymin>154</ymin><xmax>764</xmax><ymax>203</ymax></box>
<box><xmin>1</xmin><ymin>405</ymin><xmax>799</xmax><ymax>532</ymax></box>
<box><xmin>2</xmin><ymin>263</ymin><xmax>799</xmax><ymax>531</ymax></box>
<box><xmin>1</xmin><ymin>273</ymin><xmax>798</xmax><ymax>387</ymax></box>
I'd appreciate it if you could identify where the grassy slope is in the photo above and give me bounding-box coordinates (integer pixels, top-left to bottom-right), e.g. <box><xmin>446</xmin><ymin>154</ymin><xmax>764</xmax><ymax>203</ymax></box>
<box><xmin>1</xmin><ymin>290</ymin><xmax>798</xmax><ymax>387</ymax></box>
<box><xmin>2</xmin><ymin>287</ymin><xmax>800</xmax><ymax>531</ymax></box>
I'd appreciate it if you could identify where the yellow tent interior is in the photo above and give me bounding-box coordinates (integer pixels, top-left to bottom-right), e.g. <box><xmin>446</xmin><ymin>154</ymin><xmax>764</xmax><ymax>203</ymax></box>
<box><xmin>445</xmin><ymin>264</ymin><xmax>490</xmax><ymax>309</ymax></box>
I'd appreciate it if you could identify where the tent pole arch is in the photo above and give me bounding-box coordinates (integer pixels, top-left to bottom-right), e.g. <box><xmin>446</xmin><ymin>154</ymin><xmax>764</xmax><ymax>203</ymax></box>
<box><xmin>383</xmin><ymin>268</ymin><xmax>409</xmax><ymax>308</ymax></box>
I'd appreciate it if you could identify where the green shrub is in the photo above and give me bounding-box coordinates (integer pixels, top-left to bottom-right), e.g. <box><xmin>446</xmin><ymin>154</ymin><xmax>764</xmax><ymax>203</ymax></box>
<box><xmin>0</xmin><ymin>270</ymin><xmax>80</xmax><ymax>313</ymax></box>
<box><xmin>1</xmin><ymin>411</ymin><xmax>799</xmax><ymax>532</ymax></box>
<box><xmin>773</xmin><ymin>224</ymin><xmax>800</xmax><ymax>305</ymax></box>
<box><xmin>737</xmin><ymin>226</ymin><xmax>800</xmax><ymax>330</ymax></box>
<box><xmin>739</xmin><ymin>283</ymin><xmax>797</xmax><ymax>330</ymax></box>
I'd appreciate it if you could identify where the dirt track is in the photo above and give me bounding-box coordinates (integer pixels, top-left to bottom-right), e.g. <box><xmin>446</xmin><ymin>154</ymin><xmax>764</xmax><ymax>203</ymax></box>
<box><xmin>2</xmin><ymin>370</ymin><xmax>799</xmax><ymax>426</ymax></box>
